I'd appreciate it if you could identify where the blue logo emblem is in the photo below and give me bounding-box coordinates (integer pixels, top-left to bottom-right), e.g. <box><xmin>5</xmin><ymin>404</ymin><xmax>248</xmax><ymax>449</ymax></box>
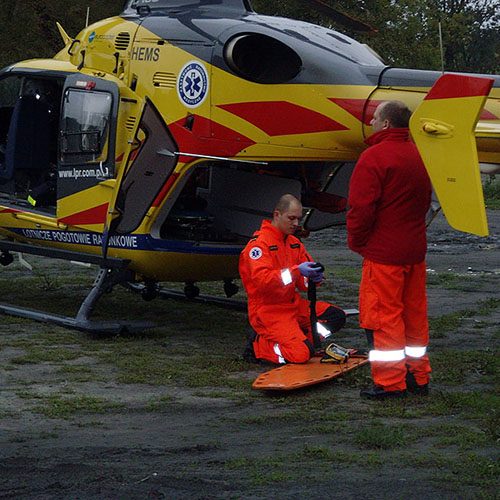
<box><xmin>177</xmin><ymin>61</ymin><xmax>209</xmax><ymax>108</ymax></box>
<box><xmin>249</xmin><ymin>247</ymin><xmax>263</xmax><ymax>260</ymax></box>
<box><xmin>89</xmin><ymin>31</ymin><xmax>96</xmax><ymax>43</ymax></box>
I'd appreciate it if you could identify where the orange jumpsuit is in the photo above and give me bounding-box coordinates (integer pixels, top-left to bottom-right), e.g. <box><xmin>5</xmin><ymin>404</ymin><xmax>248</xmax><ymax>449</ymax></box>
<box><xmin>239</xmin><ymin>220</ymin><xmax>346</xmax><ymax>364</ymax></box>
<box><xmin>347</xmin><ymin>128</ymin><xmax>432</xmax><ymax>391</ymax></box>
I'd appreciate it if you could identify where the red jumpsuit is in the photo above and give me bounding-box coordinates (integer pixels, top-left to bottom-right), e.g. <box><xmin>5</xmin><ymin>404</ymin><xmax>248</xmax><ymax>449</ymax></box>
<box><xmin>347</xmin><ymin>127</ymin><xmax>432</xmax><ymax>391</ymax></box>
<box><xmin>239</xmin><ymin>220</ymin><xmax>345</xmax><ymax>364</ymax></box>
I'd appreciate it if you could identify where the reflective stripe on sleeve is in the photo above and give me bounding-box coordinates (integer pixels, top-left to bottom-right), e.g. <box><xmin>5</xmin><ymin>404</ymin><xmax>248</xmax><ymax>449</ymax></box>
<box><xmin>281</xmin><ymin>268</ymin><xmax>292</xmax><ymax>285</ymax></box>
<box><xmin>369</xmin><ymin>349</ymin><xmax>406</xmax><ymax>362</ymax></box>
<box><xmin>273</xmin><ymin>344</ymin><xmax>286</xmax><ymax>364</ymax></box>
<box><xmin>405</xmin><ymin>346</ymin><xmax>427</xmax><ymax>358</ymax></box>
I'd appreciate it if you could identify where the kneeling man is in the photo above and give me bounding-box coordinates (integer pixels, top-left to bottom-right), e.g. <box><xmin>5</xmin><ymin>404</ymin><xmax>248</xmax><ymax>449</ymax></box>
<box><xmin>239</xmin><ymin>194</ymin><xmax>346</xmax><ymax>364</ymax></box>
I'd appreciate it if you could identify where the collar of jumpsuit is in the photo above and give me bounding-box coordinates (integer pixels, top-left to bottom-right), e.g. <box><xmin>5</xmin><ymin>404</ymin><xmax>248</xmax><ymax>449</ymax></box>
<box><xmin>364</xmin><ymin>127</ymin><xmax>411</xmax><ymax>147</ymax></box>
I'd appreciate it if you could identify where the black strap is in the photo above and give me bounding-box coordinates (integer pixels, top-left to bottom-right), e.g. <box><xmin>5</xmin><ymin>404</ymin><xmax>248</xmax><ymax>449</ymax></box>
<box><xmin>308</xmin><ymin>284</ymin><xmax>322</xmax><ymax>350</ymax></box>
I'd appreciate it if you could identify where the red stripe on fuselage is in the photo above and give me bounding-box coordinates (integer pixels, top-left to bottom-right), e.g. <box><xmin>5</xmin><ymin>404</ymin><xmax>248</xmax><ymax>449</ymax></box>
<box><xmin>425</xmin><ymin>75</ymin><xmax>494</xmax><ymax>100</ymax></box>
<box><xmin>217</xmin><ymin>101</ymin><xmax>348</xmax><ymax>136</ymax></box>
<box><xmin>170</xmin><ymin>115</ymin><xmax>255</xmax><ymax>162</ymax></box>
<box><xmin>329</xmin><ymin>98</ymin><xmax>384</xmax><ymax>126</ymax></box>
<box><xmin>59</xmin><ymin>203</ymin><xmax>108</xmax><ymax>226</ymax></box>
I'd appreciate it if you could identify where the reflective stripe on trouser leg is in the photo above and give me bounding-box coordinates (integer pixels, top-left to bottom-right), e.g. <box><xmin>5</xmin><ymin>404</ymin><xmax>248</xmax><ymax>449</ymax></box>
<box><xmin>402</xmin><ymin>261</ymin><xmax>431</xmax><ymax>386</ymax></box>
<box><xmin>252</xmin><ymin>300</ymin><xmax>311</xmax><ymax>364</ymax></box>
<box><xmin>317</xmin><ymin>322</ymin><xmax>331</xmax><ymax>338</ymax></box>
<box><xmin>369</xmin><ymin>349</ymin><xmax>406</xmax><ymax>362</ymax></box>
<box><xmin>406</xmin><ymin>344</ymin><xmax>431</xmax><ymax>386</ymax></box>
<box><xmin>360</xmin><ymin>260</ymin><xmax>408</xmax><ymax>391</ymax></box>
<box><xmin>273</xmin><ymin>344</ymin><xmax>285</xmax><ymax>364</ymax></box>
<box><xmin>369</xmin><ymin>349</ymin><xmax>407</xmax><ymax>391</ymax></box>
<box><xmin>405</xmin><ymin>346</ymin><xmax>427</xmax><ymax>358</ymax></box>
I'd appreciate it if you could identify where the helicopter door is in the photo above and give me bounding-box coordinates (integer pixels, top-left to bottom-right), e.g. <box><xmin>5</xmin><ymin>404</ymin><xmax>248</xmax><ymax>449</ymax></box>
<box><xmin>111</xmin><ymin>97</ymin><xmax>178</xmax><ymax>235</ymax></box>
<box><xmin>58</xmin><ymin>75</ymin><xmax>119</xmax><ymax>219</ymax></box>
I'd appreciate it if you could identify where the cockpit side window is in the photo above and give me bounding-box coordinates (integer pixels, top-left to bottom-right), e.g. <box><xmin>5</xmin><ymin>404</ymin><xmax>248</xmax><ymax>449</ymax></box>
<box><xmin>60</xmin><ymin>89</ymin><xmax>112</xmax><ymax>165</ymax></box>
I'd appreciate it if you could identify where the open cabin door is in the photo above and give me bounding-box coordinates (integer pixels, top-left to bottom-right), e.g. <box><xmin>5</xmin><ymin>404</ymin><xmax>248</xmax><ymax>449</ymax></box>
<box><xmin>57</xmin><ymin>74</ymin><xmax>119</xmax><ymax>220</ymax></box>
<box><xmin>104</xmin><ymin>98</ymin><xmax>178</xmax><ymax>245</ymax></box>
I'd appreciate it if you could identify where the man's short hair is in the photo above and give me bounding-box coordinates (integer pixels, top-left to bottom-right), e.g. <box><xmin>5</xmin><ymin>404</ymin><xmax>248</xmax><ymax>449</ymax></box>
<box><xmin>379</xmin><ymin>100</ymin><xmax>412</xmax><ymax>128</ymax></box>
<box><xmin>274</xmin><ymin>194</ymin><xmax>301</xmax><ymax>213</ymax></box>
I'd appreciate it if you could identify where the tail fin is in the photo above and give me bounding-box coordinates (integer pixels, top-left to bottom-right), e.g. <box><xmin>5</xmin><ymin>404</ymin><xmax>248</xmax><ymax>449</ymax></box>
<box><xmin>409</xmin><ymin>73</ymin><xmax>494</xmax><ymax>236</ymax></box>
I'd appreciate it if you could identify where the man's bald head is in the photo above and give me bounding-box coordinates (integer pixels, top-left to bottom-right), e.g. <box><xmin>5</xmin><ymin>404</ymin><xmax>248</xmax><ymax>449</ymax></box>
<box><xmin>272</xmin><ymin>194</ymin><xmax>302</xmax><ymax>235</ymax></box>
<box><xmin>373</xmin><ymin>100</ymin><xmax>412</xmax><ymax>130</ymax></box>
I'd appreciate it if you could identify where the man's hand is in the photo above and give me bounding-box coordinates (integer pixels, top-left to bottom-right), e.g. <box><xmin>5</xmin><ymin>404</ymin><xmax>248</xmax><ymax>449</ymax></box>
<box><xmin>298</xmin><ymin>262</ymin><xmax>324</xmax><ymax>282</ymax></box>
<box><xmin>309</xmin><ymin>272</ymin><xmax>324</xmax><ymax>284</ymax></box>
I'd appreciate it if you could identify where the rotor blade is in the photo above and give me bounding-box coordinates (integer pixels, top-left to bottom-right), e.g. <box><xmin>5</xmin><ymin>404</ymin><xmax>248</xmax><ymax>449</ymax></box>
<box><xmin>298</xmin><ymin>0</ymin><xmax>376</xmax><ymax>32</ymax></box>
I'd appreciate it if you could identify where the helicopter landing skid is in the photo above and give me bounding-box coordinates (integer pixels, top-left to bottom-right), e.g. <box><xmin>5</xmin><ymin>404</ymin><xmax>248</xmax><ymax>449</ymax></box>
<box><xmin>0</xmin><ymin>240</ymin><xmax>155</xmax><ymax>335</ymax></box>
<box><xmin>125</xmin><ymin>282</ymin><xmax>248</xmax><ymax>311</ymax></box>
<box><xmin>158</xmin><ymin>287</ymin><xmax>248</xmax><ymax>310</ymax></box>
<box><xmin>126</xmin><ymin>284</ymin><xmax>360</xmax><ymax>317</ymax></box>
<box><xmin>0</xmin><ymin>301</ymin><xmax>154</xmax><ymax>335</ymax></box>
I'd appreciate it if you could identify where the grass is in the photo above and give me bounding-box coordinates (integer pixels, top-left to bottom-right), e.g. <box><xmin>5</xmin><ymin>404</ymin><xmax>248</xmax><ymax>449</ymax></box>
<box><xmin>31</xmin><ymin>393</ymin><xmax>124</xmax><ymax>419</ymax></box>
<box><xmin>426</xmin><ymin>271</ymin><xmax>491</xmax><ymax>291</ymax></box>
<box><xmin>1</xmin><ymin>257</ymin><xmax>499</xmax><ymax>497</ymax></box>
<box><xmin>428</xmin><ymin>301</ymin><xmax>500</xmax><ymax>335</ymax></box>
<box><xmin>142</xmin><ymin>394</ymin><xmax>180</xmax><ymax>412</ymax></box>
<box><xmin>352</xmin><ymin>421</ymin><xmax>412</xmax><ymax>449</ymax></box>
<box><xmin>432</xmin><ymin>349</ymin><xmax>500</xmax><ymax>385</ymax></box>
<box><xmin>10</xmin><ymin>346</ymin><xmax>82</xmax><ymax>364</ymax></box>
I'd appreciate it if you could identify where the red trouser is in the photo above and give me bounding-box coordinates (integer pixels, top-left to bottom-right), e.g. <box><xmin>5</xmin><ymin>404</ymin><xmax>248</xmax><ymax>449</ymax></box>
<box><xmin>359</xmin><ymin>259</ymin><xmax>431</xmax><ymax>391</ymax></box>
<box><xmin>252</xmin><ymin>299</ymin><xmax>344</xmax><ymax>364</ymax></box>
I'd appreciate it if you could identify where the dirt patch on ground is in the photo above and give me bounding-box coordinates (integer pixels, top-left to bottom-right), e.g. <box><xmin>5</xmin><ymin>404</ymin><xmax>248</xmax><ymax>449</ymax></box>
<box><xmin>0</xmin><ymin>211</ymin><xmax>499</xmax><ymax>499</ymax></box>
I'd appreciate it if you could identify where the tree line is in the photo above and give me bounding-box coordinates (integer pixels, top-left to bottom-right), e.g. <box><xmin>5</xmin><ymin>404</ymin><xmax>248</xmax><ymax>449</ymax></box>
<box><xmin>253</xmin><ymin>0</ymin><xmax>500</xmax><ymax>74</ymax></box>
<box><xmin>0</xmin><ymin>0</ymin><xmax>498</xmax><ymax>74</ymax></box>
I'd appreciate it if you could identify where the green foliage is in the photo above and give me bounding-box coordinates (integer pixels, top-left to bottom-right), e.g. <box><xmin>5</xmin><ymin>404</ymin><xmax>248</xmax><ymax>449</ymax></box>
<box><xmin>483</xmin><ymin>176</ymin><xmax>500</xmax><ymax>209</ymax></box>
<box><xmin>253</xmin><ymin>0</ymin><xmax>500</xmax><ymax>74</ymax></box>
<box><xmin>0</xmin><ymin>0</ymin><xmax>124</xmax><ymax>68</ymax></box>
<box><xmin>1</xmin><ymin>0</ymin><xmax>499</xmax><ymax>74</ymax></box>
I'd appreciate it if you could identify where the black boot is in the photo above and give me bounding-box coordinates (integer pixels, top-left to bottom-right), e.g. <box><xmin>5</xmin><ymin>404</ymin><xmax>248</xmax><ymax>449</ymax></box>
<box><xmin>360</xmin><ymin>386</ymin><xmax>407</xmax><ymax>400</ymax></box>
<box><xmin>405</xmin><ymin>369</ymin><xmax>429</xmax><ymax>395</ymax></box>
<box><xmin>242</xmin><ymin>325</ymin><xmax>258</xmax><ymax>363</ymax></box>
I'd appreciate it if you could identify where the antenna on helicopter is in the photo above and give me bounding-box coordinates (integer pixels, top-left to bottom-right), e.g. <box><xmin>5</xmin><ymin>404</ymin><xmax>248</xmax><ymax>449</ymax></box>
<box><xmin>85</xmin><ymin>7</ymin><xmax>90</xmax><ymax>28</ymax></box>
<box><xmin>438</xmin><ymin>22</ymin><xmax>445</xmax><ymax>74</ymax></box>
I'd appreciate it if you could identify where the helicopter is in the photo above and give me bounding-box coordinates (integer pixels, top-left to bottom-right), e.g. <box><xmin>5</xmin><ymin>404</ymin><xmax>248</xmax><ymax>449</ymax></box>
<box><xmin>0</xmin><ymin>0</ymin><xmax>498</xmax><ymax>333</ymax></box>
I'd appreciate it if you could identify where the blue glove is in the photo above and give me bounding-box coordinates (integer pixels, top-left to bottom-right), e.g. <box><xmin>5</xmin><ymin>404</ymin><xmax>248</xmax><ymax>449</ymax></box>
<box><xmin>298</xmin><ymin>261</ymin><xmax>323</xmax><ymax>279</ymax></box>
<box><xmin>309</xmin><ymin>272</ymin><xmax>324</xmax><ymax>284</ymax></box>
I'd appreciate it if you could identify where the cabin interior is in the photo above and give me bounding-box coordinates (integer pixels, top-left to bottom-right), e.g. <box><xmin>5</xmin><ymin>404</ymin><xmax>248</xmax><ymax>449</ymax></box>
<box><xmin>0</xmin><ymin>75</ymin><xmax>63</xmax><ymax>212</ymax></box>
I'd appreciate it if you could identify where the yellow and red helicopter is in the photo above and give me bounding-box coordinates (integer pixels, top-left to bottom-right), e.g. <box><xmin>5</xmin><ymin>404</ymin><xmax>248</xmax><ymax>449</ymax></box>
<box><xmin>0</xmin><ymin>0</ymin><xmax>499</xmax><ymax>333</ymax></box>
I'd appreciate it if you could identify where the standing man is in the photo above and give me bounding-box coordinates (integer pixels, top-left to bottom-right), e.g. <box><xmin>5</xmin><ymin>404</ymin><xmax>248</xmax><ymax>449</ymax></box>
<box><xmin>239</xmin><ymin>194</ymin><xmax>346</xmax><ymax>365</ymax></box>
<box><xmin>347</xmin><ymin>100</ymin><xmax>432</xmax><ymax>399</ymax></box>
